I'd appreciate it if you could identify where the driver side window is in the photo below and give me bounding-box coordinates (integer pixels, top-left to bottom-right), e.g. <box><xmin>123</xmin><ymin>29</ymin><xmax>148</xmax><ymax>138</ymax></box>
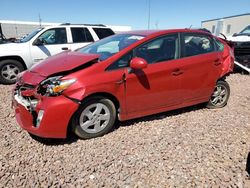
<box><xmin>134</xmin><ymin>34</ymin><xmax>179</xmax><ymax>64</ymax></box>
<box><xmin>38</xmin><ymin>28</ymin><xmax>67</xmax><ymax>45</ymax></box>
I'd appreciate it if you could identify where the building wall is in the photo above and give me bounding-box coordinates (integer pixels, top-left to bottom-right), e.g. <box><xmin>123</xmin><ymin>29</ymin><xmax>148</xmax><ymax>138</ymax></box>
<box><xmin>201</xmin><ymin>14</ymin><xmax>250</xmax><ymax>36</ymax></box>
<box><xmin>0</xmin><ymin>20</ymin><xmax>132</xmax><ymax>39</ymax></box>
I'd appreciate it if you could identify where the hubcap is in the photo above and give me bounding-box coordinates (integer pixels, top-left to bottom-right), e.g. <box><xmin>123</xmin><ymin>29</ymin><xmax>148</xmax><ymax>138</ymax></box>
<box><xmin>79</xmin><ymin>103</ymin><xmax>111</xmax><ymax>134</ymax></box>
<box><xmin>1</xmin><ymin>64</ymin><xmax>20</xmax><ymax>81</ymax></box>
<box><xmin>210</xmin><ymin>84</ymin><xmax>228</xmax><ymax>106</ymax></box>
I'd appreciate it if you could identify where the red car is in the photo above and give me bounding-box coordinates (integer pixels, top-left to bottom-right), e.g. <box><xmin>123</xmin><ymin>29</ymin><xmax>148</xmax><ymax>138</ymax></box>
<box><xmin>13</xmin><ymin>29</ymin><xmax>234</xmax><ymax>139</ymax></box>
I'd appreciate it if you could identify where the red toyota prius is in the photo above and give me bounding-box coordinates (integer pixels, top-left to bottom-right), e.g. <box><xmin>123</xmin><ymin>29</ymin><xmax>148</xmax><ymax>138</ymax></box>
<box><xmin>13</xmin><ymin>29</ymin><xmax>234</xmax><ymax>139</ymax></box>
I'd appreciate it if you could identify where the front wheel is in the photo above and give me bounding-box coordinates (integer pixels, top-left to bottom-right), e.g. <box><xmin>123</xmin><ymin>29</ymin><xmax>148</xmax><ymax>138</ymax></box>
<box><xmin>0</xmin><ymin>59</ymin><xmax>25</xmax><ymax>84</ymax></box>
<box><xmin>206</xmin><ymin>80</ymin><xmax>230</xmax><ymax>109</ymax></box>
<box><xmin>71</xmin><ymin>97</ymin><xmax>117</xmax><ymax>139</ymax></box>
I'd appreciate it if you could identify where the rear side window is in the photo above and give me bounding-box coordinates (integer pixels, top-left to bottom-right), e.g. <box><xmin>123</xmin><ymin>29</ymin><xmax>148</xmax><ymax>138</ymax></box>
<box><xmin>71</xmin><ymin>27</ymin><xmax>94</xmax><ymax>43</ymax></box>
<box><xmin>93</xmin><ymin>28</ymin><xmax>115</xmax><ymax>39</ymax></box>
<box><xmin>183</xmin><ymin>33</ymin><xmax>214</xmax><ymax>57</ymax></box>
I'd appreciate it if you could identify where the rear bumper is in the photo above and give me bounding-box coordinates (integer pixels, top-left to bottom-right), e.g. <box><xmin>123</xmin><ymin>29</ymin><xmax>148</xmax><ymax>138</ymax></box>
<box><xmin>13</xmin><ymin>94</ymin><xmax>79</xmax><ymax>138</ymax></box>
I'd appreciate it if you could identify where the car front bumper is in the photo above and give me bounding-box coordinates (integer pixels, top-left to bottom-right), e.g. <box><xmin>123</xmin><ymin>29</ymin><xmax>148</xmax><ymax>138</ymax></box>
<box><xmin>13</xmin><ymin>90</ymin><xmax>79</xmax><ymax>138</ymax></box>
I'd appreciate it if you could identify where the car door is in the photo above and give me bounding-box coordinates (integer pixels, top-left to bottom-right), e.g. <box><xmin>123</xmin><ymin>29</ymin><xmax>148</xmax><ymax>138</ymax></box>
<box><xmin>125</xmin><ymin>34</ymin><xmax>182</xmax><ymax>115</ymax></box>
<box><xmin>69</xmin><ymin>27</ymin><xmax>96</xmax><ymax>51</ymax></box>
<box><xmin>30</xmin><ymin>27</ymin><xmax>70</xmax><ymax>65</ymax></box>
<box><xmin>178</xmin><ymin>32</ymin><xmax>223</xmax><ymax>103</ymax></box>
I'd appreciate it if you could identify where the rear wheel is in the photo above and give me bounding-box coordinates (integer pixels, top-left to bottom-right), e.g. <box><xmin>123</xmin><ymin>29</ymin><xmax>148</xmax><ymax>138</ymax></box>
<box><xmin>71</xmin><ymin>97</ymin><xmax>117</xmax><ymax>139</ymax></box>
<box><xmin>206</xmin><ymin>80</ymin><xmax>230</xmax><ymax>109</ymax></box>
<box><xmin>0</xmin><ymin>59</ymin><xmax>24</xmax><ymax>84</ymax></box>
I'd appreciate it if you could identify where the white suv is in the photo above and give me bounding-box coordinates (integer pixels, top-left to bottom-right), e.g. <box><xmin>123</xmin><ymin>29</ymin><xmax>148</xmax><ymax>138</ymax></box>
<box><xmin>0</xmin><ymin>24</ymin><xmax>114</xmax><ymax>84</ymax></box>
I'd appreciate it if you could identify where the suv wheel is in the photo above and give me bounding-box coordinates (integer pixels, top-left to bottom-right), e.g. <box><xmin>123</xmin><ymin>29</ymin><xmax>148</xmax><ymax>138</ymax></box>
<box><xmin>0</xmin><ymin>59</ymin><xmax>24</xmax><ymax>84</ymax></box>
<box><xmin>206</xmin><ymin>80</ymin><xmax>230</xmax><ymax>109</ymax></box>
<box><xmin>71</xmin><ymin>97</ymin><xmax>117</xmax><ymax>139</ymax></box>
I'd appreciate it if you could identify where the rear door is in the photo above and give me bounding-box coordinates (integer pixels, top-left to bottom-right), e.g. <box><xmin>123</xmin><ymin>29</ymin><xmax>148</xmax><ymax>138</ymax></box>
<box><xmin>178</xmin><ymin>32</ymin><xmax>223</xmax><ymax>103</ymax></box>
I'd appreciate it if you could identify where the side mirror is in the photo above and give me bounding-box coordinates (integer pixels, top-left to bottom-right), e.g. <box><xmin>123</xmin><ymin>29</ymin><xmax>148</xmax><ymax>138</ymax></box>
<box><xmin>232</xmin><ymin>33</ymin><xmax>237</xmax><ymax>37</ymax></box>
<box><xmin>33</xmin><ymin>38</ymin><xmax>44</xmax><ymax>46</ymax></box>
<box><xmin>130</xmin><ymin>57</ymin><xmax>148</xmax><ymax>70</ymax></box>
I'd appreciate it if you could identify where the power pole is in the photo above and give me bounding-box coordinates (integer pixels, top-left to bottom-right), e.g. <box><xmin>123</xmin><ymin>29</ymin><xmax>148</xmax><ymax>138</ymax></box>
<box><xmin>147</xmin><ymin>0</ymin><xmax>151</xmax><ymax>30</ymax></box>
<box><xmin>39</xmin><ymin>13</ymin><xmax>42</xmax><ymax>27</ymax></box>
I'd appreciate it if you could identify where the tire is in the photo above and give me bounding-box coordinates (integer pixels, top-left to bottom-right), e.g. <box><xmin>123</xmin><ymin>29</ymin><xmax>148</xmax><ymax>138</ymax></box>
<box><xmin>0</xmin><ymin>59</ymin><xmax>25</xmax><ymax>84</ymax></box>
<box><xmin>71</xmin><ymin>97</ymin><xmax>117</xmax><ymax>139</ymax></box>
<box><xmin>206</xmin><ymin>80</ymin><xmax>230</xmax><ymax>109</ymax></box>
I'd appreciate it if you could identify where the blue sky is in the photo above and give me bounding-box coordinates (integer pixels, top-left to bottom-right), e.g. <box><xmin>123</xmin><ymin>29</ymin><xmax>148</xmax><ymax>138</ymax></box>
<box><xmin>1</xmin><ymin>0</ymin><xmax>249</xmax><ymax>29</ymax></box>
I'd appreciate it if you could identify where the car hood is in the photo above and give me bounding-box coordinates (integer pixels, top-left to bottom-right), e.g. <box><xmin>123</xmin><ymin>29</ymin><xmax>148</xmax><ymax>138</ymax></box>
<box><xmin>30</xmin><ymin>51</ymin><xmax>100</xmax><ymax>77</ymax></box>
<box><xmin>0</xmin><ymin>42</ymin><xmax>27</xmax><ymax>53</ymax></box>
<box><xmin>227</xmin><ymin>35</ymin><xmax>250</xmax><ymax>42</ymax></box>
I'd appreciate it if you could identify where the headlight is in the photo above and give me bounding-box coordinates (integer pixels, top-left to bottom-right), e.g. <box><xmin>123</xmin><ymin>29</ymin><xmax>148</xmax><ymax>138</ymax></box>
<box><xmin>38</xmin><ymin>76</ymin><xmax>76</xmax><ymax>96</ymax></box>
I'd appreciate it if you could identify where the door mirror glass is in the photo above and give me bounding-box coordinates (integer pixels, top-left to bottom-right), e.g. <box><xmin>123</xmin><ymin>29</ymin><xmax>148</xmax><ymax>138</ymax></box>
<box><xmin>130</xmin><ymin>57</ymin><xmax>148</xmax><ymax>70</ymax></box>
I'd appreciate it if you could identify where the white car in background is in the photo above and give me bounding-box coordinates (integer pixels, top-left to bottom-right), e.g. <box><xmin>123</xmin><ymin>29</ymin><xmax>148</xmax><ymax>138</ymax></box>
<box><xmin>0</xmin><ymin>24</ymin><xmax>115</xmax><ymax>84</ymax></box>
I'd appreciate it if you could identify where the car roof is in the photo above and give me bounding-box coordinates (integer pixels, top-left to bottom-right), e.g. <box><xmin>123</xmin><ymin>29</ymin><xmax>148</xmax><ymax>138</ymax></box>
<box><xmin>120</xmin><ymin>29</ymin><xmax>211</xmax><ymax>37</ymax></box>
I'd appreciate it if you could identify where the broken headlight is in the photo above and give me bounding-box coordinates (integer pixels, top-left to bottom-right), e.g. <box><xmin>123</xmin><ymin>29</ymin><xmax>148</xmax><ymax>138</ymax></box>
<box><xmin>38</xmin><ymin>76</ymin><xmax>76</xmax><ymax>96</ymax></box>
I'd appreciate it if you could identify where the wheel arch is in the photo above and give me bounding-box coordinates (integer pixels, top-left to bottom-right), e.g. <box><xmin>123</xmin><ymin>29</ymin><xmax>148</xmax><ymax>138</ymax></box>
<box><xmin>81</xmin><ymin>92</ymin><xmax>120</xmax><ymax>111</ymax></box>
<box><xmin>66</xmin><ymin>92</ymin><xmax>121</xmax><ymax>138</ymax></box>
<box><xmin>0</xmin><ymin>56</ymin><xmax>27</xmax><ymax>70</ymax></box>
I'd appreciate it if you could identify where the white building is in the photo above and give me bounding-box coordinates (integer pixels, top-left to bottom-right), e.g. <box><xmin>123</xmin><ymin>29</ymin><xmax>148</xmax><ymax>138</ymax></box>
<box><xmin>0</xmin><ymin>20</ymin><xmax>131</xmax><ymax>39</ymax></box>
<box><xmin>201</xmin><ymin>13</ymin><xmax>250</xmax><ymax>36</ymax></box>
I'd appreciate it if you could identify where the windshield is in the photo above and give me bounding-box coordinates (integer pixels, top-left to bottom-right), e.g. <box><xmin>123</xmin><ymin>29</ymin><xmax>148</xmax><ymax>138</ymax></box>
<box><xmin>78</xmin><ymin>34</ymin><xmax>145</xmax><ymax>61</ymax></box>
<box><xmin>20</xmin><ymin>28</ymin><xmax>43</xmax><ymax>42</ymax></box>
<box><xmin>239</xmin><ymin>25</ymin><xmax>250</xmax><ymax>34</ymax></box>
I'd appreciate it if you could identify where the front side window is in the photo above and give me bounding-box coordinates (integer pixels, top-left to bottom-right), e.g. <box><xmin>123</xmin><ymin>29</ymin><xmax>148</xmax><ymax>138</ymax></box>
<box><xmin>134</xmin><ymin>34</ymin><xmax>179</xmax><ymax>64</ymax></box>
<box><xmin>183</xmin><ymin>34</ymin><xmax>214</xmax><ymax>57</ymax></box>
<box><xmin>71</xmin><ymin>27</ymin><xmax>94</xmax><ymax>43</ymax></box>
<box><xmin>214</xmin><ymin>38</ymin><xmax>224</xmax><ymax>51</ymax></box>
<box><xmin>93</xmin><ymin>28</ymin><xmax>115</xmax><ymax>39</ymax></box>
<box><xmin>37</xmin><ymin>28</ymin><xmax>67</xmax><ymax>44</ymax></box>
<box><xmin>78</xmin><ymin>34</ymin><xmax>144</xmax><ymax>61</ymax></box>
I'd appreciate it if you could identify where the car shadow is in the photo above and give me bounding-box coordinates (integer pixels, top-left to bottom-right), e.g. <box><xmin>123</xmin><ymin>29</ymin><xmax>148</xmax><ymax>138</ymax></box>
<box><xmin>116</xmin><ymin>103</ymin><xmax>206</xmax><ymax>128</ymax></box>
<box><xmin>36</xmin><ymin>103</ymin><xmax>206</xmax><ymax>146</ymax></box>
<box><xmin>246</xmin><ymin>152</ymin><xmax>250</xmax><ymax>177</ymax></box>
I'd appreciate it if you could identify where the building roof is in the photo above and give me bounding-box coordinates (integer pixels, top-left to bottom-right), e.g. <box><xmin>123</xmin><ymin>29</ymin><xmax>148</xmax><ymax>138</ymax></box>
<box><xmin>201</xmin><ymin>13</ymin><xmax>250</xmax><ymax>23</ymax></box>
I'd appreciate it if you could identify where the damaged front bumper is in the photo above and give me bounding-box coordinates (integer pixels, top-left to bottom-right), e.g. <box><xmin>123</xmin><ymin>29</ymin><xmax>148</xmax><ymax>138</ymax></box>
<box><xmin>12</xmin><ymin>84</ymin><xmax>79</xmax><ymax>138</ymax></box>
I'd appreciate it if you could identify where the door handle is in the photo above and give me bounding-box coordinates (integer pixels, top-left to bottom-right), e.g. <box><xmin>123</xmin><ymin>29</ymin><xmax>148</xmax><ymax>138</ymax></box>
<box><xmin>62</xmin><ymin>47</ymin><xmax>69</xmax><ymax>50</ymax></box>
<box><xmin>214</xmin><ymin>59</ymin><xmax>222</xmax><ymax>66</ymax></box>
<box><xmin>172</xmin><ymin>69</ymin><xmax>183</xmax><ymax>76</ymax></box>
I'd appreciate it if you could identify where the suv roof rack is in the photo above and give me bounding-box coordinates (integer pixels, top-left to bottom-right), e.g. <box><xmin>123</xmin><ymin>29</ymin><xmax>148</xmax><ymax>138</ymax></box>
<box><xmin>60</xmin><ymin>23</ymin><xmax>106</xmax><ymax>27</ymax></box>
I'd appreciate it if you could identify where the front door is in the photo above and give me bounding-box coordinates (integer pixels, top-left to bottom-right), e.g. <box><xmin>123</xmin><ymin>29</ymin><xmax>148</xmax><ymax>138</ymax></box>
<box><xmin>30</xmin><ymin>27</ymin><xmax>70</xmax><ymax>66</ymax></box>
<box><xmin>125</xmin><ymin>34</ymin><xmax>183</xmax><ymax>116</ymax></box>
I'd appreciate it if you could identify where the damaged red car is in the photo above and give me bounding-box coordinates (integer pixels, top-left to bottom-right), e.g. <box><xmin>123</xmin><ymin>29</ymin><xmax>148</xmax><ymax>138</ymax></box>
<box><xmin>12</xmin><ymin>29</ymin><xmax>234</xmax><ymax>139</ymax></box>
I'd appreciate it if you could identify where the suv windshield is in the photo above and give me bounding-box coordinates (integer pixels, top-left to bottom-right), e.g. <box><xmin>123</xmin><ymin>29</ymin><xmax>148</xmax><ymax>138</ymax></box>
<box><xmin>78</xmin><ymin>34</ymin><xmax>145</xmax><ymax>61</ymax></box>
<box><xmin>20</xmin><ymin>28</ymin><xmax>43</xmax><ymax>43</ymax></box>
<box><xmin>238</xmin><ymin>25</ymin><xmax>250</xmax><ymax>35</ymax></box>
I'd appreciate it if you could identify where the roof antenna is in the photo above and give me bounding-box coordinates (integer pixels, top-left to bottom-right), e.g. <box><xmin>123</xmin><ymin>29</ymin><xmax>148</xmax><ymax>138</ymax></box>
<box><xmin>189</xmin><ymin>25</ymin><xmax>192</xmax><ymax>29</ymax></box>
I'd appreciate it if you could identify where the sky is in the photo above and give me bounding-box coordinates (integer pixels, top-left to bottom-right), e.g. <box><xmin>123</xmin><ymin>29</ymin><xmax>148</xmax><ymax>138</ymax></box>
<box><xmin>1</xmin><ymin>0</ymin><xmax>250</xmax><ymax>29</ymax></box>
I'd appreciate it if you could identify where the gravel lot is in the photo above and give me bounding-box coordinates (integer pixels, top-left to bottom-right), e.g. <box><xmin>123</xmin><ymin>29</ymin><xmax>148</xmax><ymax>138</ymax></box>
<box><xmin>0</xmin><ymin>74</ymin><xmax>249</xmax><ymax>187</ymax></box>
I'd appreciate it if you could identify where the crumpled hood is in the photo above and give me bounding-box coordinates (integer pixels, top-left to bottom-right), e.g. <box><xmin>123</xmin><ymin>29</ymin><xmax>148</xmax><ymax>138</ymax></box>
<box><xmin>30</xmin><ymin>51</ymin><xmax>100</xmax><ymax>77</ymax></box>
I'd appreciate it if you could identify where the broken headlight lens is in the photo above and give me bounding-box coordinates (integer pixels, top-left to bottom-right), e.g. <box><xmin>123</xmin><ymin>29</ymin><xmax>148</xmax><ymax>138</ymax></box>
<box><xmin>38</xmin><ymin>76</ymin><xmax>76</xmax><ymax>96</ymax></box>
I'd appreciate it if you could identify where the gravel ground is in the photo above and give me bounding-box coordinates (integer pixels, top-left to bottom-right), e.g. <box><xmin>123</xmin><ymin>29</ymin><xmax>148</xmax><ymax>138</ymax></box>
<box><xmin>0</xmin><ymin>74</ymin><xmax>249</xmax><ymax>187</ymax></box>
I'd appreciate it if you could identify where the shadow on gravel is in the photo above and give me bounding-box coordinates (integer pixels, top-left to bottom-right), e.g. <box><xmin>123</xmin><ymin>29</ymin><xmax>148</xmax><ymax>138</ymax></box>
<box><xmin>246</xmin><ymin>152</ymin><xmax>250</xmax><ymax>176</ymax></box>
<box><xmin>29</xmin><ymin>133</ymin><xmax>78</xmax><ymax>146</ymax></box>
<box><xmin>30</xmin><ymin>103</ymin><xmax>205</xmax><ymax>145</ymax></box>
<box><xmin>116</xmin><ymin>103</ymin><xmax>206</xmax><ymax>128</ymax></box>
